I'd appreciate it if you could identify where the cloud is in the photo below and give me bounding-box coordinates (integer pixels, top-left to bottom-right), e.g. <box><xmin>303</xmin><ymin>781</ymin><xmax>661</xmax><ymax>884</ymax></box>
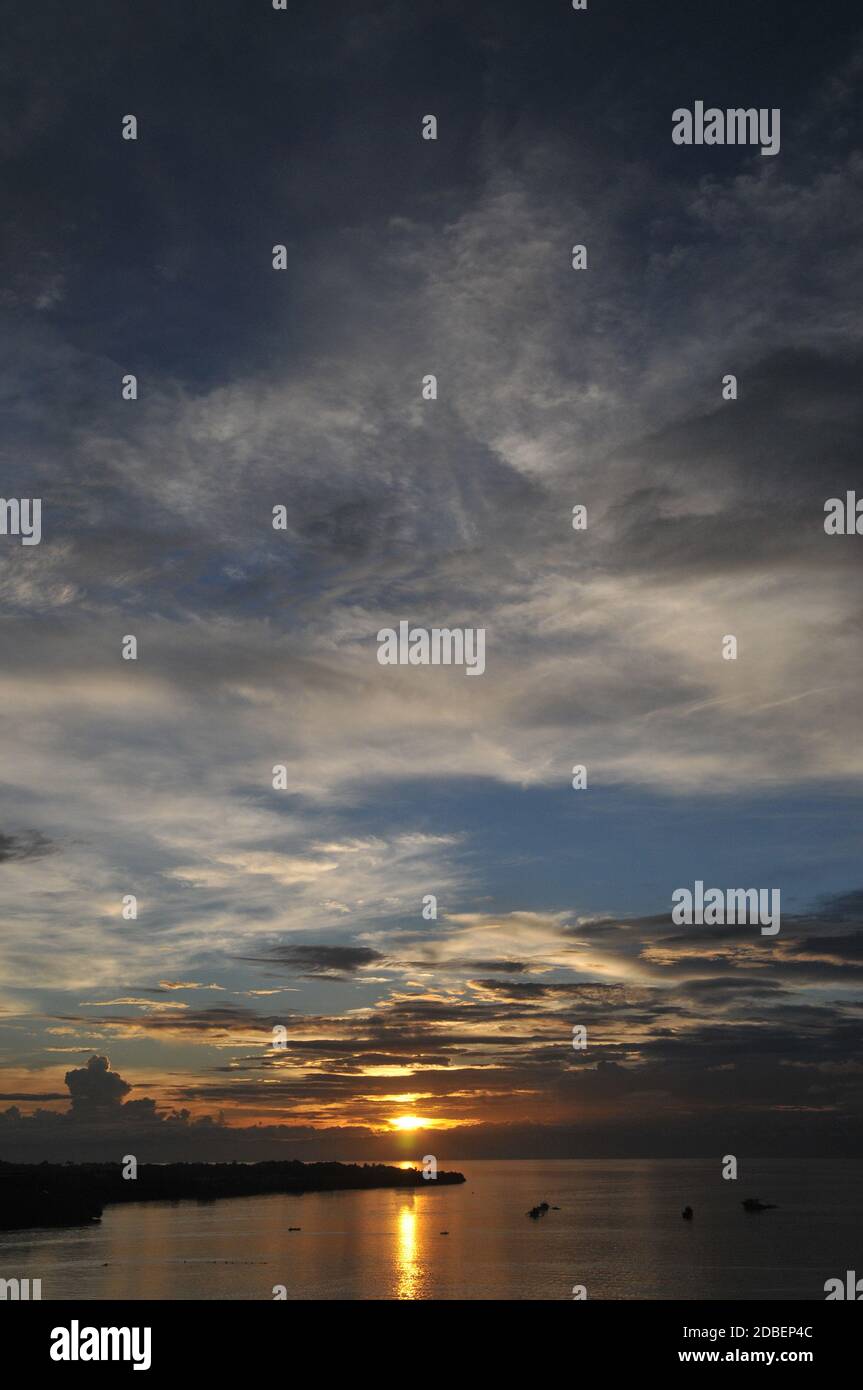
<box><xmin>2</xmin><ymin>3</ymin><xmax>863</xmax><ymax>1163</ymax></box>
<box><xmin>0</xmin><ymin>830</ymin><xmax>55</xmax><ymax>863</ymax></box>
<box><xmin>237</xmin><ymin>944</ymin><xmax>386</xmax><ymax>979</ymax></box>
<box><xmin>64</xmin><ymin>1055</ymin><xmax>130</xmax><ymax>1113</ymax></box>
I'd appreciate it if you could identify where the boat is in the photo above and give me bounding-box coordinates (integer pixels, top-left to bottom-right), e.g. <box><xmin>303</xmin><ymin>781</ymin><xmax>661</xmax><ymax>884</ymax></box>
<box><xmin>742</xmin><ymin>1198</ymin><xmax>777</xmax><ymax>1212</ymax></box>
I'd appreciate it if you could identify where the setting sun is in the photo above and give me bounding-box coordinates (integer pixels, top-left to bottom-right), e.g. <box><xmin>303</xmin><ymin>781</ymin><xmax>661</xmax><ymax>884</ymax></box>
<box><xmin>389</xmin><ymin>1116</ymin><xmax>432</xmax><ymax>1131</ymax></box>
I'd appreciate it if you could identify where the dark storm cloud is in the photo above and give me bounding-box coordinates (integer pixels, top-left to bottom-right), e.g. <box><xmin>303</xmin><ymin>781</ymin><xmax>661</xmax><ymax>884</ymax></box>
<box><xmin>64</xmin><ymin>1054</ymin><xmax>130</xmax><ymax>1112</ymax></box>
<box><xmin>637</xmin><ymin>918</ymin><xmax>863</xmax><ymax>985</ymax></box>
<box><xmin>677</xmin><ymin>975</ymin><xmax>787</xmax><ymax>1001</ymax></box>
<box><xmin>52</xmin><ymin>1005</ymin><xmax>289</xmax><ymax>1039</ymax></box>
<box><xmin>802</xmin><ymin>889</ymin><xmax>863</xmax><ymax>923</ymax></box>
<box><xmin>599</xmin><ymin>348</ymin><xmax>863</xmax><ymax>583</ymax></box>
<box><xmin>409</xmin><ymin>958</ymin><xmax>531</xmax><ymax>974</ymax></box>
<box><xmin>0</xmin><ymin>1091</ymin><xmax>67</xmax><ymax>1102</ymax></box>
<box><xmin>788</xmin><ymin>933</ymin><xmax>863</xmax><ymax>963</ymax></box>
<box><xmin>0</xmin><ymin>830</ymin><xmax>55</xmax><ymax>863</ymax></box>
<box><xmin>237</xmin><ymin>945</ymin><xmax>386</xmax><ymax>978</ymax></box>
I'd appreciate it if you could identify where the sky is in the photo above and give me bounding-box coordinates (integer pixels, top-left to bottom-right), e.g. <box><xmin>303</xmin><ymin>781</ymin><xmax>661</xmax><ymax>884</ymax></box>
<box><xmin>1</xmin><ymin>0</ymin><xmax>863</xmax><ymax>1162</ymax></box>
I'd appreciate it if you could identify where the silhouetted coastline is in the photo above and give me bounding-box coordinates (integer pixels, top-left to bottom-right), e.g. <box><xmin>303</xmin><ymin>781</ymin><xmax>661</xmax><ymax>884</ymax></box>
<box><xmin>0</xmin><ymin>1159</ymin><xmax>465</xmax><ymax>1231</ymax></box>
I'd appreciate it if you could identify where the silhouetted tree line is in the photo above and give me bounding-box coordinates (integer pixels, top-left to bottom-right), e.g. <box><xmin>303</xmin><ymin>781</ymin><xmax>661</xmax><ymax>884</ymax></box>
<box><xmin>0</xmin><ymin>1159</ymin><xmax>465</xmax><ymax>1230</ymax></box>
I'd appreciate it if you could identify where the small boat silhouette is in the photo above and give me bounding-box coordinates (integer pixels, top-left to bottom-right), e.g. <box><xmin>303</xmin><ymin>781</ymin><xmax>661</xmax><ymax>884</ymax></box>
<box><xmin>527</xmin><ymin>1202</ymin><xmax>550</xmax><ymax>1219</ymax></box>
<box><xmin>742</xmin><ymin>1198</ymin><xmax>777</xmax><ymax>1212</ymax></box>
<box><xmin>682</xmin><ymin>1205</ymin><xmax>693</xmax><ymax>1220</ymax></box>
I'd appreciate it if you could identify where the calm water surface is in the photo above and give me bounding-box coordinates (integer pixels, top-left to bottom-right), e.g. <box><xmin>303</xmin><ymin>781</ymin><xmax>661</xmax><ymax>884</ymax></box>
<box><xmin>1</xmin><ymin>1159</ymin><xmax>860</xmax><ymax>1300</ymax></box>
